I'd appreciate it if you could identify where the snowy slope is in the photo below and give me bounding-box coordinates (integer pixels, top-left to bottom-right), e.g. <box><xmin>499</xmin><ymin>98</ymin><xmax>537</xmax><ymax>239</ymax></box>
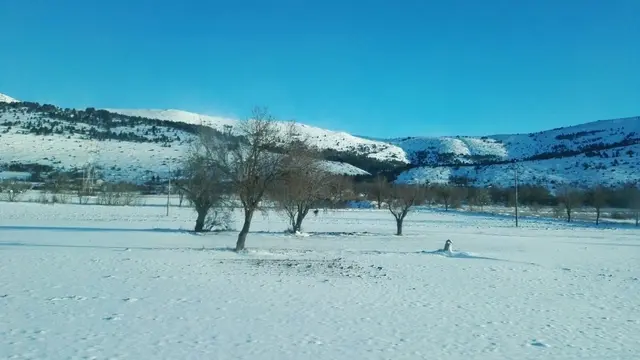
<box><xmin>1</xmin><ymin>203</ymin><xmax>639</xmax><ymax>359</ymax></box>
<box><xmin>0</xmin><ymin>93</ymin><xmax>19</xmax><ymax>103</ymax></box>
<box><xmin>1</xmin><ymin>92</ymin><xmax>639</xmax><ymax>188</ymax></box>
<box><xmin>0</xmin><ymin>130</ymin><xmax>368</xmax><ymax>183</ymax></box>
<box><xmin>391</xmin><ymin>116</ymin><xmax>640</xmax><ymax>166</ymax></box>
<box><xmin>108</xmin><ymin>108</ymin><xmax>408</xmax><ymax>163</ymax></box>
<box><xmin>393</xmin><ymin>116</ymin><xmax>640</xmax><ymax>187</ymax></box>
<box><xmin>396</xmin><ymin>144</ymin><xmax>640</xmax><ymax>189</ymax></box>
<box><xmin>105</xmin><ymin>108</ymin><xmax>237</xmax><ymax>130</ymax></box>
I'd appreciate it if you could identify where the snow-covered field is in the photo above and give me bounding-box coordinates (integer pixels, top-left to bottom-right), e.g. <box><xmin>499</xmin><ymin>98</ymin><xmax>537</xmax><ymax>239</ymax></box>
<box><xmin>1</xmin><ymin>202</ymin><xmax>638</xmax><ymax>359</ymax></box>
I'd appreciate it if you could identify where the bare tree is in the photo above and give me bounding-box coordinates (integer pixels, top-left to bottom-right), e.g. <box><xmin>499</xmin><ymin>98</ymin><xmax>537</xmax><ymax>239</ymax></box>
<box><xmin>370</xmin><ymin>175</ymin><xmax>389</xmax><ymax>209</ymax></box>
<box><xmin>423</xmin><ymin>184</ymin><xmax>436</xmax><ymax>206</ymax></box>
<box><xmin>176</xmin><ymin>152</ymin><xmax>229</xmax><ymax>232</ymax></box>
<box><xmin>587</xmin><ymin>185</ymin><xmax>608</xmax><ymax>225</ymax></box>
<box><xmin>386</xmin><ymin>184</ymin><xmax>424</xmax><ymax>235</ymax></box>
<box><xmin>325</xmin><ymin>175</ymin><xmax>355</xmax><ymax>207</ymax></box>
<box><xmin>557</xmin><ymin>185</ymin><xmax>583</xmax><ymax>223</ymax></box>
<box><xmin>177</xmin><ymin>188</ymin><xmax>185</xmax><ymax>207</ymax></box>
<box><xmin>76</xmin><ymin>186</ymin><xmax>92</xmax><ymax>204</ymax></box>
<box><xmin>471</xmin><ymin>187</ymin><xmax>491</xmax><ymax>211</ymax></box>
<box><xmin>270</xmin><ymin>150</ymin><xmax>334</xmax><ymax>233</ymax></box>
<box><xmin>625</xmin><ymin>185</ymin><xmax>640</xmax><ymax>227</ymax></box>
<box><xmin>437</xmin><ymin>185</ymin><xmax>455</xmax><ymax>211</ymax></box>
<box><xmin>199</xmin><ymin>107</ymin><xmax>295</xmax><ymax>251</ymax></box>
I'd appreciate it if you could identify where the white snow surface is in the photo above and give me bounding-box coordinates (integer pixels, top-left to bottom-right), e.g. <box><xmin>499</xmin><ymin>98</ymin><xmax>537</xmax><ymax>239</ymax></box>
<box><xmin>107</xmin><ymin>108</ymin><xmax>409</xmax><ymax>163</ymax></box>
<box><xmin>1</xmin><ymin>202</ymin><xmax>639</xmax><ymax>359</ymax></box>
<box><xmin>0</xmin><ymin>120</ymin><xmax>368</xmax><ymax>182</ymax></box>
<box><xmin>0</xmin><ymin>93</ymin><xmax>19</xmax><ymax>103</ymax></box>
<box><xmin>319</xmin><ymin>160</ymin><xmax>370</xmax><ymax>176</ymax></box>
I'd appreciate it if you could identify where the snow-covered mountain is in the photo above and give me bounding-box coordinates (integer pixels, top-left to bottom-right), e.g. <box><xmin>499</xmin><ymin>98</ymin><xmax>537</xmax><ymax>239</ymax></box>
<box><xmin>0</xmin><ymin>93</ymin><xmax>19</xmax><ymax>103</ymax></box>
<box><xmin>392</xmin><ymin>116</ymin><xmax>640</xmax><ymax>189</ymax></box>
<box><xmin>107</xmin><ymin>108</ymin><xmax>408</xmax><ymax>163</ymax></box>
<box><xmin>0</xmin><ymin>99</ymin><xmax>384</xmax><ymax>183</ymax></box>
<box><xmin>0</xmin><ymin>92</ymin><xmax>638</xmax><ymax>189</ymax></box>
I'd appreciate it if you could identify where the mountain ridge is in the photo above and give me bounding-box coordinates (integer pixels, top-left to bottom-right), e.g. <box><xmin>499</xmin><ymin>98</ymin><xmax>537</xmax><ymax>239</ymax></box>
<box><xmin>1</xmin><ymin>92</ymin><xmax>638</xmax><ymax>189</ymax></box>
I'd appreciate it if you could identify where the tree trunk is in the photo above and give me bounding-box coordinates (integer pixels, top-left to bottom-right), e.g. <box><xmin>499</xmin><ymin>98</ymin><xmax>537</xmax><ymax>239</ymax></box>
<box><xmin>236</xmin><ymin>209</ymin><xmax>254</xmax><ymax>251</ymax></box>
<box><xmin>194</xmin><ymin>208</ymin><xmax>207</xmax><ymax>232</ymax></box>
<box><xmin>395</xmin><ymin>217</ymin><xmax>403</xmax><ymax>236</ymax></box>
<box><xmin>294</xmin><ymin>212</ymin><xmax>305</xmax><ymax>233</ymax></box>
<box><xmin>289</xmin><ymin>214</ymin><xmax>297</xmax><ymax>233</ymax></box>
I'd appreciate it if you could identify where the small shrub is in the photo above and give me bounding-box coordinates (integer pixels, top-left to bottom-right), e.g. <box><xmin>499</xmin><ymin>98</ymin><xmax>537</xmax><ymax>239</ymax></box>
<box><xmin>610</xmin><ymin>211</ymin><xmax>634</xmax><ymax>220</ymax></box>
<box><xmin>204</xmin><ymin>208</ymin><xmax>234</xmax><ymax>232</ymax></box>
<box><xmin>0</xmin><ymin>181</ymin><xmax>31</xmax><ymax>202</ymax></box>
<box><xmin>552</xmin><ymin>205</ymin><xmax>564</xmax><ymax>218</ymax></box>
<box><xmin>96</xmin><ymin>182</ymin><xmax>141</xmax><ymax>206</ymax></box>
<box><xmin>529</xmin><ymin>202</ymin><xmax>542</xmax><ymax>214</ymax></box>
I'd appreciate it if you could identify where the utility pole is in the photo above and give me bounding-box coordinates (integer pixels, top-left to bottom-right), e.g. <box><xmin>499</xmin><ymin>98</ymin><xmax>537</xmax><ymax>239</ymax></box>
<box><xmin>166</xmin><ymin>162</ymin><xmax>171</xmax><ymax>216</ymax></box>
<box><xmin>514</xmin><ymin>160</ymin><xmax>519</xmax><ymax>227</ymax></box>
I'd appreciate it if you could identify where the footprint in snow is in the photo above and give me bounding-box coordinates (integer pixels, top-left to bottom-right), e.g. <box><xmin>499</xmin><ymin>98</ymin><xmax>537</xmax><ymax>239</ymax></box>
<box><xmin>103</xmin><ymin>314</ymin><xmax>122</xmax><ymax>321</ymax></box>
<box><xmin>530</xmin><ymin>340</ymin><xmax>549</xmax><ymax>348</ymax></box>
<box><xmin>48</xmin><ymin>295</ymin><xmax>87</xmax><ymax>301</ymax></box>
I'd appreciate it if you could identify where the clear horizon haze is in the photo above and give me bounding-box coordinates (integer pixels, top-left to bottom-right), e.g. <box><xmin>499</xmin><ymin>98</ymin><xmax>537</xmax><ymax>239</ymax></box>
<box><xmin>1</xmin><ymin>0</ymin><xmax>639</xmax><ymax>138</ymax></box>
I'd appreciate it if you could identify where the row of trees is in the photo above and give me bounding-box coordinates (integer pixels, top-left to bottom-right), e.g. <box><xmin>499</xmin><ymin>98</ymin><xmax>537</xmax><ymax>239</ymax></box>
<box><xmin>176</xmin><ymin>106</ymin><xmax>640</xmax><ymax>252</ymax></box>
<box><xmin>176</xmin><ymin>108</ymin><xmax>436</xmax><ymax>250</ymax></box>
<box><xmin>0</xmin><ymin>175</ymin><xmax>143</xmax><ymax>206</ymax></box>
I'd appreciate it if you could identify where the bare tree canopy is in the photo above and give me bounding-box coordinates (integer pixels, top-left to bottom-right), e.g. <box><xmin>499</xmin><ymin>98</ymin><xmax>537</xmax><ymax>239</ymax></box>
<box><xmin>386</xmin><ymin>184</ymin><xmax>424</xmax><ymax>235</ymax></box>
<box><xmin>624</xmin><ymin>184</ymin><xmax>640</xmax><ymax>227</ymax></box>
<box><xmin>557</xmin><ymin>185</ymin><xmax>583</xmax><ymax>223</ymax></box>
<box><xmin>325</xmin><ymin>175</ymin><xmax>355</xmax><ymax>207</ymax></box>
<box><xmin>269</xmin><ymin>146</ymin><xmax>335</xmax><ymax>233</ymax></box>
<box><xmin>587</xmin><ymin>185</ymin><xmax>608</xmax><ymax>225</ymax></box>
<box><xmin>371</xmin><ymin>175</ymin><xmax>389</xmax><ymax>209</ymax></box>
<box><xmin>176</xmin><ymin>152</ymin><xmax>229</xmax><ymax>232</ymax></box>
<box><xmin>198</xmin><ymin>106</ymin><xmax>296</xmax><ymax>251</ymax></box>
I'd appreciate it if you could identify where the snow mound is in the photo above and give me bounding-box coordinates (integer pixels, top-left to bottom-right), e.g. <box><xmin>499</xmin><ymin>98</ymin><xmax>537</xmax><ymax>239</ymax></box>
<box><xmin>422</xmin><ymin>249</ymin><xmax>484</xmax><ymax>258</ymax></box>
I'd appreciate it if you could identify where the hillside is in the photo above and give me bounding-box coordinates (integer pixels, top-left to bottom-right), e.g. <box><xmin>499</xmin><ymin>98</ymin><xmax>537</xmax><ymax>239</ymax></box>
<box><xmin>391</xmin><ymin>116</ymin><xmax>640</xmax><ymax>189</ymax></box>
<box><xmin>107</xmin><ymin>108</ymin><xmax>408</xmax><ymax>164</ymax></box>
<box><xmin>0</xmin><ymin>93</ymin><xmax>19</xmax><ymax>103</ymax></box>
<box><xmin>0</xmin><ymin>92</ymin><xmax>638</xmax><ymax>189</ymax></box>
<box><xmin>0</xmin><ymin>100</ymin><xmax>382</xmax><ymax>183</ymax></box>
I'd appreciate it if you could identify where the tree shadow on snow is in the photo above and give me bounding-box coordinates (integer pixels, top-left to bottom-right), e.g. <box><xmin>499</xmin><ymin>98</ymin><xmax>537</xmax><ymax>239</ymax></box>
<box><xmin>560</xmin><ymin>241</ymin><xmax>640</xmax><ymax>247</ymax></box>
<box><xmin>250</xmin><ymin>230</ymin><xmax>381</xmax><ymax>237</ymax></box>
<box><xmin>420</xmin><ymin>249</ymin><xmax>540</xmax><ymax>266</ymax></box>
<box><xmin>0</xmin><ymin>241</ymin><xmax>235</xmax><ymax>252</ymax></box>
<box><xmin>0</xmin><ymin>225</ymin><xmax>191</xmax><ymax>234</ymax></box>
<box><xmin>348</xmin><ymin>249</ymin><xmax>540</xmax><ymax>266</ymax></box>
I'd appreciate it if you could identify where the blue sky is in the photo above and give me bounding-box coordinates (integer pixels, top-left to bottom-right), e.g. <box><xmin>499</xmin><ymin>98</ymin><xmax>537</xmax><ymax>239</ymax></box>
<box><xmin>1</xmin><ymin>0</ymin><xmax>639</xmax><ymax>138</ymax></box>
